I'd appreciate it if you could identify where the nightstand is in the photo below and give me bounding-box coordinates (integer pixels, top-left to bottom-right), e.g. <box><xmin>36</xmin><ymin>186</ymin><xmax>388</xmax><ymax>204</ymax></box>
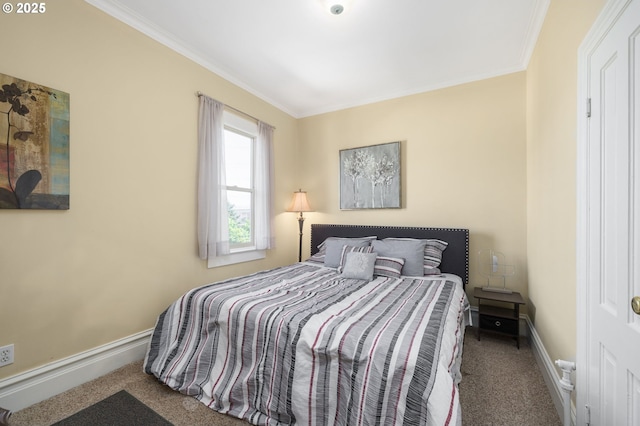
<box><xmin>474</xmin><ymin>287</ymin><xmax>525</xmax><ymax>349</ymax></box>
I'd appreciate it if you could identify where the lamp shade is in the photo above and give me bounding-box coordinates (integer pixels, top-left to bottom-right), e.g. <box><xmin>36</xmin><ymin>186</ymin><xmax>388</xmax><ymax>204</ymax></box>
<box><xmin>287</xmin><ymin>190</ymin><xmax>312</xmax><ymax>213</ymax></box>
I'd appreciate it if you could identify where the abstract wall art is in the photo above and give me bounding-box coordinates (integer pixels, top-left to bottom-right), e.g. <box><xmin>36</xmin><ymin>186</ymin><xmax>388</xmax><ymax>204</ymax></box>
<box><xmin>0</xmin><ymin>72</ymin><xmax>69</xmax><ymax>209</ymax></box>
<box><xmin>340</xmin><ymin>141</ymin><xmax>401</xmax><ymax>210</ymax></box>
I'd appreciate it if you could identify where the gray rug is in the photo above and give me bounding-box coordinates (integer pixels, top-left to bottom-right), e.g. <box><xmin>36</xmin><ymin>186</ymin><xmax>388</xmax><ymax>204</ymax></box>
<box><xmin>51</xmin><ymin>390</ymin><xmax>172</xmax><ymax>426</ymax></box>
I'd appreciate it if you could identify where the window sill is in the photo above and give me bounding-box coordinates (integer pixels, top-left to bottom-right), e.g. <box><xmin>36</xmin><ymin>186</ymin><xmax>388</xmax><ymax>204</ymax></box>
<box><xmin>207</xmin><ymin>249</ymin><xmax>266</xmax><ymax>268</ymax></box>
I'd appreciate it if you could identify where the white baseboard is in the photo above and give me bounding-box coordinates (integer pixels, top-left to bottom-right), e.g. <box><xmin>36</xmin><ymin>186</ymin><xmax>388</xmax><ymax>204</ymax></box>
<box><xmin>0</xmin><ymin>329</ymin><xmax>152</xmax><ymax>412</ymax></box>
<box><xmin>524</xmin><ymin>316</ymin><xmax>575</xmax><ymax>426</ymax></box>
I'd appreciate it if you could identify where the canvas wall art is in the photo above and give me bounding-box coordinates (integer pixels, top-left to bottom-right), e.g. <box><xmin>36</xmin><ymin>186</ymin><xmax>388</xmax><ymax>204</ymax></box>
<box><xmin>340</xmin><ymin>141</ymin><xmax>401</xmax><ymax>209</ymax></box>
<box><xmin>0</xmin><ymin>73</ymin><xmax>70</xmax><ymax>209</ymax></box>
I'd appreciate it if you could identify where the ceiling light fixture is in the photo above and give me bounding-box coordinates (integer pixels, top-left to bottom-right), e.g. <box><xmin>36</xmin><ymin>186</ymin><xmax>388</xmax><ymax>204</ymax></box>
<box><xmin>330</xmin><ymin>4</ymin><xmax>344</xmax><ymax>15</ymax></box>
<box><xmin>319</xmin><ymin>0</ymin><xmax>351</xmax><ymax>15</ymax></box>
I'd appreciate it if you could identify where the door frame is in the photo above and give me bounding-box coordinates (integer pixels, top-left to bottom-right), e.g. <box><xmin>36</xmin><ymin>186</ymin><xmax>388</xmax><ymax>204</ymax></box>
<box><xmin>576</xmin><ymin>0</ymin><xmax>633</xmax><ymax>424</ymax></box>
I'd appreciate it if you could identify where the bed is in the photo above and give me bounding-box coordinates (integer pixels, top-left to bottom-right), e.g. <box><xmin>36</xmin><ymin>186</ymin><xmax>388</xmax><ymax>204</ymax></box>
<box><xmin>144</xmin><ymin>224</ymin><xmax>470</xmax><ymax>425</ymax></box>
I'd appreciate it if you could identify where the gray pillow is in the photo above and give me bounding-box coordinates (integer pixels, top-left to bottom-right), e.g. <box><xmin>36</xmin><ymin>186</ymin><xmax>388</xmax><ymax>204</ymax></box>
<box><xmin>372</xmin><ymin>239</ymin><xmax>427</xmax><ymax>276</ymax></box>
<box><xmin>385</xmin><ymin>237</ymin><xmax>448</xmax><ymax>275</ymax></box>
<box><xmin>322</xmin><ymin>237</ymin><xmax>376</xmax><ymax>268</ymax></box>
<box><xmin>340</xmin><ymin>252</ymin><xmax>377</xmax><ymax>281</ymax></box>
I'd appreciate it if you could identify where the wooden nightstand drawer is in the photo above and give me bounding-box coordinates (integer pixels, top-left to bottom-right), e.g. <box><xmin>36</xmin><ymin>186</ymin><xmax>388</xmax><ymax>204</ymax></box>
<box><xmin>479</xmin><ymin>314</ymin><xmax>518</xmax><ymax>335</ymax></box>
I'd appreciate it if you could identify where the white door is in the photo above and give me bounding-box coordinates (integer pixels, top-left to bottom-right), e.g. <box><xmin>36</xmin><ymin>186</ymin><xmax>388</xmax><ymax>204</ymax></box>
<box><xmin>577</xmin><ymin>0</ymin><xmax>640</xmax><ymax>424</ymax></box>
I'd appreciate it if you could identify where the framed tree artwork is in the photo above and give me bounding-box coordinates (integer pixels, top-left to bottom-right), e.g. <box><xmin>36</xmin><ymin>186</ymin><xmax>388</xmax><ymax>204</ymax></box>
<box><xmin>0</xmin><ymin>72</ymin><xmax>70</xmax><ymax>209</ymax></box>
<box><xmin>340</xmin><ymin>141</ymin><xmax>401</xmax><ymax>210</ymax></box>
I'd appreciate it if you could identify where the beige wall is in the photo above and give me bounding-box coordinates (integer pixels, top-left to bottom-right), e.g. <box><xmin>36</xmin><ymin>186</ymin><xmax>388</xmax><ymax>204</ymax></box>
<box><xmin>0</xmin><ymin>0</ymin><xmax>608</xmax><ymax>388</ymax></box>
<box><xmin>526</xmin><ymin>0</ymin><xmax>605</xmax><ymax>369</ymax></box>
<box><xmin>0</xmin><ymin>0</ymin><xmax>300</xmax><ymax>379</ymax></box>
<box><xmin>298</xmin><ymin>73</ymin><xmax>528</xmax><ymax>301</ymax></box>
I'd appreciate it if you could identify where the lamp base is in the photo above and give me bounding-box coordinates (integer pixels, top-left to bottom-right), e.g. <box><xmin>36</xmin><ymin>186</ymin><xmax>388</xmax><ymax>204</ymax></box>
<box><xmin>296</xmin><ymin>214</ymin><xmax>305</xmax><ymax>263</ymax></box>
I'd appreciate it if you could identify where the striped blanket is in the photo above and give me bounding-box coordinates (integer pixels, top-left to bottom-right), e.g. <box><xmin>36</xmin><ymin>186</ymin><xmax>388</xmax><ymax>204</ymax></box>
<box><xmin>144</xmin><ymin>263</ymin><xmax>469</xmax><ymax>425</ymax></box>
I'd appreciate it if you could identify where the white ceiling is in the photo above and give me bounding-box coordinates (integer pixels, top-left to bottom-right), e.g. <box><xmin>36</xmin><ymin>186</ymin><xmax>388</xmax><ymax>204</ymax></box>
<box><xmin>86</xmin><ymin>0</ymin><xmax>549</xmax><ymax>118</ymax></box>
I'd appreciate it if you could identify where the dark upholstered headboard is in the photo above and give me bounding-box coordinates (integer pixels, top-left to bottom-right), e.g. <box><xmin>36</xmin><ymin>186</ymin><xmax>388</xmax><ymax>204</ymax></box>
<box><xmin>310</xmin><ymin>224</ymin><xmax>469</xmax><ymax>286</ymax></box>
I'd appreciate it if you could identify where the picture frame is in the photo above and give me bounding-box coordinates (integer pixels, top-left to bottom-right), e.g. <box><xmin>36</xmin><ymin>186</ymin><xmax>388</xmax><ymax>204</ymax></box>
<box><xmin>339</xmin><ymin>141</ymin><xmax>401</xmax><ymax>210</ymax></box>
<box><xmin>0</xmin><ymin>72</ymin><xmax>70</xmax><ymax>209</ymax></box>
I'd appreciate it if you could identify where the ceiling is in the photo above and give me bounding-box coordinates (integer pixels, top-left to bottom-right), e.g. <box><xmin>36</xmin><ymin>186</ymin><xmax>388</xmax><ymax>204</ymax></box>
<box><xmin>86</xmin><ymin>0</ymin><xmax>549</xmax><ymax>118</ymax></box>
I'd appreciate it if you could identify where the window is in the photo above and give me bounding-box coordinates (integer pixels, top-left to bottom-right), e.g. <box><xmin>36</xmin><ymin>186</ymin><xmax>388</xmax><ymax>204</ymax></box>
<box><xmin>197</xmin><ymin>95</ymin><xmax>274</xmax><ymax>268</ymax></box>
<box><xmin>224</xmin><ymin>124</ymin><xmax>254</xmax><ymax>251</ymax></box>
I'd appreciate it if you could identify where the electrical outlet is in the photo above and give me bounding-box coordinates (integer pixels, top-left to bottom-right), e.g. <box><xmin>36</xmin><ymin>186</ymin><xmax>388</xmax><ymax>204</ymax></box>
<box><xmin>0</xmin><ymin>344</ymin><xmax>14</xmax><ymax>367</ymax></box>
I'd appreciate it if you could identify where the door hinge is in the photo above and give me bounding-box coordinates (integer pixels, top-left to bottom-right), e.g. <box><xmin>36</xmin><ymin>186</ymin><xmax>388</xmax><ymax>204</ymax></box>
<box><xmin>585</xmin><ymin>404</ymin><xmax>591</xmax><ymax>426</ymax></box>
<box><xmin>586</xmin><ymin>98</ymin><xmax>591</xmax><ymax>118</ymax></box>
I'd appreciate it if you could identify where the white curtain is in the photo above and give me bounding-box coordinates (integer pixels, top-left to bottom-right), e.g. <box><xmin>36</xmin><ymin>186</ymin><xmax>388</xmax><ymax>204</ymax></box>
<box><xmin>255</xmin><ymin>121</ymin><xmax>275</xmax><ymax>250</ymax></box>
<box><xmin>197</xmin><ymin>95</ymin><xmax>229</xmax><ymax>260</ymax></box>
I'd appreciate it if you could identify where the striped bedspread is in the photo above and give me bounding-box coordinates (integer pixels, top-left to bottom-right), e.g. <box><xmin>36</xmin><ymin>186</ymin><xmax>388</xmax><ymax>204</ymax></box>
<box><xmin>144</xmin><ymin>262</ymin><xmax>469</xmax><ymax>425</ymax></box>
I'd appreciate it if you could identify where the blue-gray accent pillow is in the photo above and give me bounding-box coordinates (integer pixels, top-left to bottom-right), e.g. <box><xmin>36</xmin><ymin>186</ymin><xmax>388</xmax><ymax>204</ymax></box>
<box><xmin>372</xmin><ymin>239</ymin><xmax>428</xmax><ymax>276</ymax></box>
<box><xmin>321</xmin><ymin>237</ymin><xmax>376</xmax><ymax>268</ymax></box>
<box><xmin>385</xmin><ymin>237</ymin><xmax>448</xmax><ymax>275</ymax></box>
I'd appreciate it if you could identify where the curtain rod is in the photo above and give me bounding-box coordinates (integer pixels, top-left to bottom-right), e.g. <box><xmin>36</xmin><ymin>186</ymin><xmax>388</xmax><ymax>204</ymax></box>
<box><xmin>196</xmin><ymin>91</ymin><xmax>274</xmax><ymax>129</ymax></box>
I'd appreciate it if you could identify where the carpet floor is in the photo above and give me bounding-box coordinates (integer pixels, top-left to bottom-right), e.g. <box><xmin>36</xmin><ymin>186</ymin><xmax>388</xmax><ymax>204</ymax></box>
<box><xmin>9</xmin><ymin>327</ymin><xmax>561</xmax><ymax>426</ymax></box>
